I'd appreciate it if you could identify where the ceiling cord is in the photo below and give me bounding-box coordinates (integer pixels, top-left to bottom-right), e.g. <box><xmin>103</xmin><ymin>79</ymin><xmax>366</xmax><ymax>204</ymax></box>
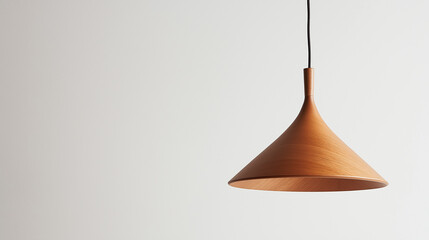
<box><xmin>307</xmin><ymin>0</ymin><xmax>311</xmax><ymax>68</ymax></box>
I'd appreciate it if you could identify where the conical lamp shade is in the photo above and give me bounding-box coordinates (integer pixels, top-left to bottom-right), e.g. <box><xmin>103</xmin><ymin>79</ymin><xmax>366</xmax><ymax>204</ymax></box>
<box><xmin>229</xmin><ymin>68</ymin><xmax>388</xmax><ymax>191</ymax></box>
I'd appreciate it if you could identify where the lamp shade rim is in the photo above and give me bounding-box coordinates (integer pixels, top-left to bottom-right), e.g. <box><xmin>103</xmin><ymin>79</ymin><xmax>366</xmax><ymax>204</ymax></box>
<box><xmin>228</xmin><ymin>175</ymin><xmax>388</xmax><ymax>192</ymax></box>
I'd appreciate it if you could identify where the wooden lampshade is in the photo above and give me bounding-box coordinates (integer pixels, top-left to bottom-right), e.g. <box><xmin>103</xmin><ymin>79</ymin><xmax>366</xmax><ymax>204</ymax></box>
<box><xmin>228</xmin><ymin>68</ymin><xmax>388</xmax><ymax>191</ymax></box>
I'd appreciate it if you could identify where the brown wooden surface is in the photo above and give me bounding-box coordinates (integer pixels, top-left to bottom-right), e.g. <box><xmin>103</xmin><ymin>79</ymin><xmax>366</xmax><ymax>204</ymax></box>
<box><xmin>228</xmin><ymin>68</ymin><xmax>388</xmax><ymax>191</ymax></box>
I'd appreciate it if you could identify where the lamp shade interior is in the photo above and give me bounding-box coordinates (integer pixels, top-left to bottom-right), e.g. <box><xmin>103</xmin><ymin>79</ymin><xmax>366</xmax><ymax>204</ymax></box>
<box><xmin>229</xmin><ymin>176</ymin><xmax>387</xmax><ymax>192</ymax></box>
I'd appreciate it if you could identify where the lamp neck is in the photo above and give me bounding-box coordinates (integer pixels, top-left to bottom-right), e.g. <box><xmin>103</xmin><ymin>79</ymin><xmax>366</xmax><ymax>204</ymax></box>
<box><xmin>304</xmin><ymin>68</ymin><xmax>314</xmax><ymax>97</ymax></box>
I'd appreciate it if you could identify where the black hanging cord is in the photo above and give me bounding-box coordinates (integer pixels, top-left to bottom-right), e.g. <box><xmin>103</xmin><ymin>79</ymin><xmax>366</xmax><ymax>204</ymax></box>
<box><xmin>307</xmin><ymin>0</ymin><xmax>311</xmax><ymax>68</ymax></box>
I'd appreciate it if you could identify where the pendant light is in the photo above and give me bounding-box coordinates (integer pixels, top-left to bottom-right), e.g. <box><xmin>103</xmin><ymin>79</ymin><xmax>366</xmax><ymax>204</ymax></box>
<box><xmin>228</xmin><ymin>0</ymin><xmax>388</xmax><ymax>191</ymax></box>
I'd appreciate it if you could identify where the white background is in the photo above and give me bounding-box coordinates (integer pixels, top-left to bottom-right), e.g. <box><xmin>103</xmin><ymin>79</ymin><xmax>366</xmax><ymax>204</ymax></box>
<box><xmin>1</xmin><ymin>0</ymin><xmax>428</xmax><ymax>239</ymax></box>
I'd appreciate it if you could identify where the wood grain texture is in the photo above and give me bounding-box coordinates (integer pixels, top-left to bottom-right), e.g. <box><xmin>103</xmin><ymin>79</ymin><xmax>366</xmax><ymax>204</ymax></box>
<box><xmin>228</xmin><ymin>68</ymin><xmax>388</xmax><ymax>191</ymax></box>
